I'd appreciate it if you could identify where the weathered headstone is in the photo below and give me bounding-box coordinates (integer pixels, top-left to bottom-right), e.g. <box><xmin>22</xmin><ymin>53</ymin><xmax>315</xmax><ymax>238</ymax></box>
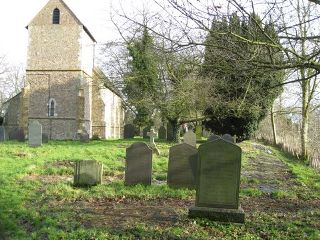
<box><xmin>183</xmin><ymin>131</ymin><xmax>196</xmax><ymax>147</ymax></box>
<box><xmin>9</xmin><ymin>128</ymin><xmax>25</xmax><ymax>142</ymax></box>
<box><xmin>208</xmin><ymin>134</ymin><xmax>221</xmax><ymax>142</ymax></box>
<box><xmin>189</xmin><ymin>138</ymin><xmax>245</xmax><ymax>223</ymax></box>
<box><xmin>158</xmin><ymin>126</ymin><xmax>167</xmax><ymax>140</ymax></box>
<box><xmin>0</xmin><ymin>126</ymin><xmax>5</xmax><ymax>141</ymax></box>
<box><xmin>166</xmin><ymin>122</ymin><xmax>174</xmax><ymax>141</ymax></box>
<box><xmin>42</xmin><ymin>133</ymin><xmax>49</xmax><ymax>144</ymax></box>
<box><xmin>195</xmin><ymin>126</ymin><xmax>202</xmax><ymax>140</ymax></box>
<box><xmin>222</xmin><ymin>134</ymin><xmax>235</xmax><ymax>143</ymax></box>
<box><xmin>143</xmin><ymin>126</ymin><xmax>151</xmax><ymax>139</ymax></box>
<box><xmin>28</xmin><ymin>121</ymin><xmax>42</xmax><ymax>147</ymax></box>
<box><xmin>80</xmin><ymin>130</ymin><xmax>89</xmax><ymax>143</ymax></box>
<box><xmin>125</xmin><ymin>142</ymin><xmax>152</xmax><ymax>185</ymax></box>
<box><xmin>74</xmin><ymin>160</ymin><xmax>103</xmax><ymax>187</ymax></box>
<box><xmin>167</xmin><ymin>143</ymin><xmax>198</xmax><ymax>189</ymax></box>
<box><xmin>124</xmin><ymin>124</ymin><xmax>135</xmax><ymax>139</ymax></box>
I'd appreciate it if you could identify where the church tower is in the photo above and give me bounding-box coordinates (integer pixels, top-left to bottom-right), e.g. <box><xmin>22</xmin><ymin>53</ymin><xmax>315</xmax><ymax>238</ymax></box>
<box><xmin>25</xmin><ymin>0</ymin><xmax>96</xmax><ymax>139</ymax></box>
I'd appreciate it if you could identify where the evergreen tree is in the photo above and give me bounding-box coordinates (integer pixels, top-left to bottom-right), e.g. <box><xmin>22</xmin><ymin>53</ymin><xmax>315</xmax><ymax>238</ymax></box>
<box><xmin>124</xmin><ymin>27</ymin><xmax>161</xmax><ymax>127</ymax></box>
<box><xmin>202</xmin><ymin>13</ymin><xmax>284</xmax><ymax>141</ymax></box>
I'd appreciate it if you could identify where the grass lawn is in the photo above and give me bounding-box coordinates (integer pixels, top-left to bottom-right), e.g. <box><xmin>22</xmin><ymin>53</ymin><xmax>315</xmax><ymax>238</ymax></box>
<box><xmin>0</xmin><ymin>138</ymin><xmax>319</xmax><ymax>239</ymax></box>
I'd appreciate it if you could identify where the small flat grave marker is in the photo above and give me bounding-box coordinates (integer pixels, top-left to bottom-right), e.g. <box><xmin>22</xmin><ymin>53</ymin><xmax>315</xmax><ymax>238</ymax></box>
<box><xmin>74</xmin><ymin>160</ymin><xmax>103</xmax><ymax>187</ymax></box>
<box><xmin>189</xmin><ymin>138</ymin><xmax>245</xmax><ymax>223</ymax></box>
<box><xmin>125</xmin><ymin>142</ymin><xmax>152</xmax><ymax>185</ymax></box>
<box><xmin>167</xmin><ymin>143</ymin><xmax>198</xmax><ymax>189</ymax></box>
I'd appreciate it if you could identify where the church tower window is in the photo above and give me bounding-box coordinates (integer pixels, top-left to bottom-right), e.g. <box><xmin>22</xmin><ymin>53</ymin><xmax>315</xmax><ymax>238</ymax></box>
<box><xmin>48</xmin><ymin>98</ymin><xmax>56</xmax><ymax>117</ymax></box>
<box><xmin>52</xmin><ymin>8</ymin><xmax>60</xmax><ymax>24</ymax></box>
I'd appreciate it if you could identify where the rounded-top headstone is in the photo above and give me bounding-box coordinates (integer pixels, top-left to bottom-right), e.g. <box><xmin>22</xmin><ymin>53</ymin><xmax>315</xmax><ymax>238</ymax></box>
<box><xmin>207</xmin><ymin>134</ymin><xmax>221</xmax><ymax>142</ymax></box>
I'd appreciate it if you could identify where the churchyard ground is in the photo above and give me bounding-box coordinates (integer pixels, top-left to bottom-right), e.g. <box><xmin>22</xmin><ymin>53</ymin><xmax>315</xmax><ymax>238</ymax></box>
<box><xmin>0</xmin><ymin>139</ymin><xmax>319</xmax><ymax>239</ymax></box>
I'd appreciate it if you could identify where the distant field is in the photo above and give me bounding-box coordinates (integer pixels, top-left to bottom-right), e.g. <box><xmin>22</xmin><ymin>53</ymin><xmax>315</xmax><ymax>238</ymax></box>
<box><xmin>0</xmin><ymin>139</ymin><xmax>319</xmax><ymax>239</ymax></box>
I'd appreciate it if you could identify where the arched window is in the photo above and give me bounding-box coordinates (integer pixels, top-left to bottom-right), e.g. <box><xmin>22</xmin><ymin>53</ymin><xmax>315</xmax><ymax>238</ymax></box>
<box><xmin>52</xmin><ymin>8</ymin><xmax>60</xmax><ymax>24</ymax></box>
<box><xmin>48</xmin><ymin>98</ymin><xmax>56</xmax><ymax>117</ymax></box>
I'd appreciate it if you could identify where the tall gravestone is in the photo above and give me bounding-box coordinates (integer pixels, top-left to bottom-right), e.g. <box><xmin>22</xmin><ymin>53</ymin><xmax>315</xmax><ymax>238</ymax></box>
<box><xmin>158</xmin><ymin>126</ymin><xmax>167</xmax><ymax>140</ymax></box>
<box><xmin>166</xmin><ymin>122</ymin><xmax>174</xmax><ymax>141</ymax></box>
<box><xmin>125</xmin><ymin>142</ymin><xmax>152</xmax><ymax>185</ymax></box>
<box><xmin>124</xmin><ymin>124</ymin><xmax>135</xmax><ymax>139</ymax></box>
<box><xmin>0</xmin><ymin>126</ymin><xmax>5</xmax><ymax>141</ymax></box>
<box><xmin>74</xmin><ymin>160</ymin><xmax>103</xmax><ymax>187</ymax></box>
<box><xmin>143</xmin><ymin>126</ymin><xmax>151</xmax><ymax>139</ymax></box>
<box><xmin>183</xmin><ymin>131</ymin><xmax>196</xmax><ymax>147</ymax></box>
<box><xmin>195</xmin><ymin>126</ymin><xmax>202</xmax><ymax>140</ymax></box>
<box><xmin>189</xmin><ymin>138</ymin><xmax>245</xmax><ymax>223</ymax></box>
<box><xmin>29</xmin><ymin>121</ymin><xmax>42</xmax><ymax>147</ymax></box>
<box><xmin>9</xmin><ymin>128</ymin><xmax>25</xmax><ymax>142</ymax></box>
<box><xmin>167</xmin><ymin>143</ymin><xmax>198</xmax><ymax>189</ymax></box>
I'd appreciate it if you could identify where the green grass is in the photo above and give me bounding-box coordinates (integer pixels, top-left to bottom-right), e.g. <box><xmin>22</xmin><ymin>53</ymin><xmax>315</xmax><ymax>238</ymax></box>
<box><xmin>0</xmin><ymin>139</ymin><xmax>319</xmax><ymax>239</ymax></box>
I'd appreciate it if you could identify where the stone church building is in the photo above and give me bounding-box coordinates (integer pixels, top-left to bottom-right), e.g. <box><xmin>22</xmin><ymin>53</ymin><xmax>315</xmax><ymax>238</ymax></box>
<box><xmin>3</xmin><ymin>0</ymin><xmax>124</xmax><ymax>139</ymax></box>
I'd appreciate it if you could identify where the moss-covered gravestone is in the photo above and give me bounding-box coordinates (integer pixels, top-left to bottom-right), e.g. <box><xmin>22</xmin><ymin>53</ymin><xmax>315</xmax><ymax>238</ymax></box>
<box><xmin>74</xmin><ymin>160</ymin><xmax>103</xmax><ymax>187</ymax></box>
<box><xmin>125</xmin><ymin>142</ymin><xmax>152</xmax><ymax>185</ymax></box>
<box><xmin>167</xmin><ymin>143</ymin><xmax>198</xmax><ymax>189</ymax></box>
<box><xmin>189</xmin><ymin>138</ymin><xmax>245</xmax><ymax>223</ymax></box>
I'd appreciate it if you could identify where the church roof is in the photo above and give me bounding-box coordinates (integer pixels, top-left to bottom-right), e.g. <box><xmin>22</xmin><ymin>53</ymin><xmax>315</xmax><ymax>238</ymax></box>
<box><xmin>26</xmin><ymin>0</ymin><xmax>96</xmax><ymax>43</ymax></box>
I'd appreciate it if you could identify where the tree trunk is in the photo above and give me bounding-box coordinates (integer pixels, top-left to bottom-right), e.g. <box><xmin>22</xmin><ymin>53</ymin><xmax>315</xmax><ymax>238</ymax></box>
<box><xmin>300</xmin><ymin>68</ymin><xmax>309</xmax><ymax>160</ymax></box>
<box><xmin>270</xmin><ymin>105</ymin><xmax>277</xmax><ymax>145</ymax></box>
<box><xmin>168</xmin><ymin>119</ymin><xmax>181</xmax><ymax>143</ymax></box>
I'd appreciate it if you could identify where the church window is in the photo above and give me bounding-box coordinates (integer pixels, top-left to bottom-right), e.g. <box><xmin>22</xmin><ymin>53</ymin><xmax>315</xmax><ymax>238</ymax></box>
<box><xmin>48</xmin><ymin>98</ymin><xmax>56</xmax><ymax>117</ymax></box>
<box><xmin>53</xmin><ymin>8</ymin><xmax>60</xmax><ymax>24</ymax></box>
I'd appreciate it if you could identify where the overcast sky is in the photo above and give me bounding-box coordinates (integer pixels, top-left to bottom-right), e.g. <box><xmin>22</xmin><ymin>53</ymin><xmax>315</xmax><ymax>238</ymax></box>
<box><xmin>0</xmin><ymin>0</ymin><xmax>152</xmax><ymax>66</ymax></box>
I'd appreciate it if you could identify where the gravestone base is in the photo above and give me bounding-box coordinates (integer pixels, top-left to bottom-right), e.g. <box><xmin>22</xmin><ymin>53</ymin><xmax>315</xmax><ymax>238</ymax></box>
<box><xmin>188</xmin><ymin>206</ymin><xmax>245</xmax><ymax>223</ymax></box>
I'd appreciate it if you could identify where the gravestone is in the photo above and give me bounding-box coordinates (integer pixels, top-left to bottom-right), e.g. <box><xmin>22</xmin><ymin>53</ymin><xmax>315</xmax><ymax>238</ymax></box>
<box><xmin>9</xmin><ymin>128</ymin><xmax>25</xmax><ymax>142</ymax></box>
<box><xmin>183</xmin><ymin>131</ymin><xmax>196</xmax><ymax>147</ymax></box>
<box><xmin>74</xmin><ymin>160</ymin><xmax>103</xmax><ymax>187</ymax></box>
<box><xmin>158</xmin><ymin>126</ymin><xmax>167</xmax><ymax>140</ymax></box>
<box><xmin>80</xmin><ymin>130</ymin><xmax>90</xmax><ymax>143</ymax></box>
<box><xmin>166</xmin><ymin>122</ymin><xmax>174</xmax><ymax>141</ymax></box>
<box><xmin>195</xmin><ymin>126</ymin><xmax>202</xmax><ymax>140</ymax></box>
<box><xmin>0</xmin><ymin>126</ymin><xmax>5</xmax><ymax>141</ymax></box>
<box><xmin>208</xmin><ymin>134</ymin><xmax>221</xmax><ymax>142</ymax></box>
<box><xmin>42</xmin><ymin>133</ymin><xmax>49</xmax><ymax>144</ymax></box>
<box><xmin>124</xmin><ymin>124</ymin><xmax>135</xmax><ymax>139</ymax></box>
<box><xmin>28</xmin><ymin>121</ymin><xmax>42</xmax><ymax>147</ymax></box>
<box><xmin>125</xmin><ymin>142</ymin><xmax>152</xmax><ymax>185</ymax></box>
<box><xmin>189</xmin><ymin>138</ymin><xmax>245</xmax><ymax>223</ymax></box>
<box><xmin>167</xmin><ymin>143</ymin><xmax>198</xmax><ymax>189</ymax></box>
<box><xmin>143</xmin><ymin>126</ymin><xmax>151</xmax><ymax>139</ymax></box>
<box><xmin>222</xmin><ymin>134</ymin><xmax>235</xmax><ymax>143</ymax></box>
